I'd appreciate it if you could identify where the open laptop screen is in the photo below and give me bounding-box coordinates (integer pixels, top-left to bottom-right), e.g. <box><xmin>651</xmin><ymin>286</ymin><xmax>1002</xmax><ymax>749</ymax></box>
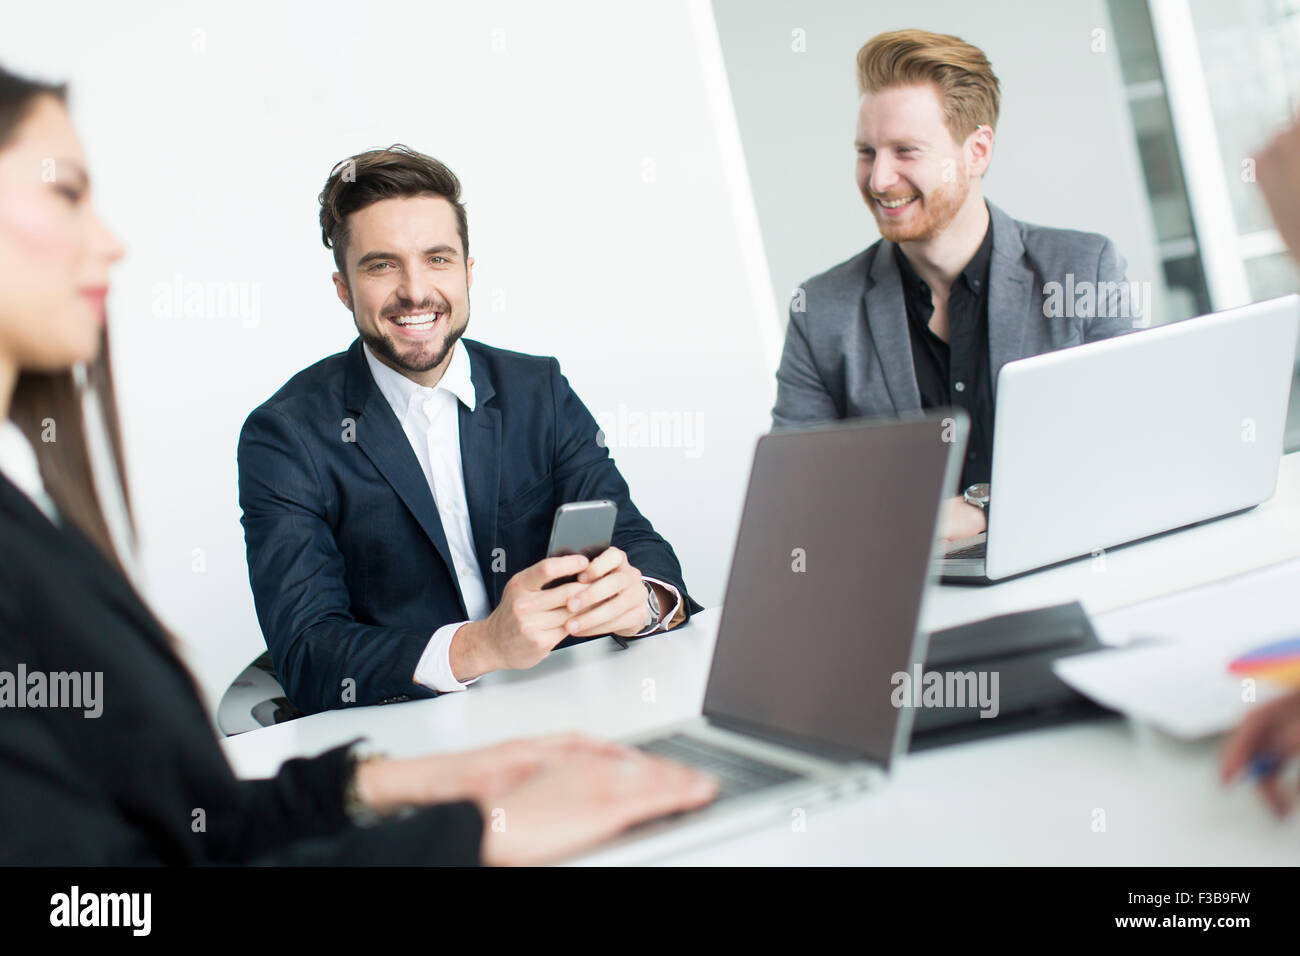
<box><xmin>985</xmin><ymin>294</ymin><xmax>1299</xmax><ymax>580</ymax></box>
<box><xmin>702</xmin><ymin>413</ymin><xmax>965</xmax><ymax>768</ymax></box>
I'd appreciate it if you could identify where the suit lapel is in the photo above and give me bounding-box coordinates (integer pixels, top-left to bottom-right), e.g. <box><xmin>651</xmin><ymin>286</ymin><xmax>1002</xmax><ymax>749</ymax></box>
<box><xmin>459</xmin><ymin>345</ymin><xmax>502</xmax><ymax>604</ymax></box>
<box><xmin>863</xmin><ymin>241</ymin><xmax>922</xmax><ymax>412</ymax></box>
<box><xmin>342</xmin><ymin>340</ymin><xmax>463</xmax><ymax>611</ymax></box>
<box><xmin>986</xmin><ymin>202</ymin><xmax>1034</xmax><ymax>393</ymax></box>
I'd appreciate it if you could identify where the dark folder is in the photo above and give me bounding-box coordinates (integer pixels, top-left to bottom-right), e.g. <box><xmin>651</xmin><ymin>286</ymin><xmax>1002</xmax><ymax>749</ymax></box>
<box><xmin>907</xmin><ymin>601</ymin><xmax>1117</xmax><ymax>752</ymax></box>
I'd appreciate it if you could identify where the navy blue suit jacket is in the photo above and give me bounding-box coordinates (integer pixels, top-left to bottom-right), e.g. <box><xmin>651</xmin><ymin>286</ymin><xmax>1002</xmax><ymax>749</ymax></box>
<box><xmin>237</xmin><ymin>338</ymin><xmax>699</xmax><ymax>714</ymax></box>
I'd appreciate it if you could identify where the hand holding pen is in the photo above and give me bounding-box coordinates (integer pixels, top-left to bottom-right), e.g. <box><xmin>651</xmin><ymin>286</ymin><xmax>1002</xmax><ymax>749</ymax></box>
<box><xmin>1220</xmin><ymin>687</ymin><xmax>1300</xmax><ymax>817</ymax></box>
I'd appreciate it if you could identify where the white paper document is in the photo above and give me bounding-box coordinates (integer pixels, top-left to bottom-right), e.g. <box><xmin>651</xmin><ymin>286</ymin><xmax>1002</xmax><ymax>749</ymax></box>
<box><xmin>1053</xmin><ymin>559</ymin><xmax>1300</xmax><ymax>739</ymax></box>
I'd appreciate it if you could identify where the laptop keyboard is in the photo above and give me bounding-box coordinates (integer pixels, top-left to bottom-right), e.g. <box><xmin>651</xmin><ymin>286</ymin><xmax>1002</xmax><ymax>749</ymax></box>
<box><xmin>944</xmin><ymin>536</ymin><xmax>987</xmax><ymax>559</ymax></box>
<box><xmin>637</xmin><ymin>733</ymin><xmax>805</xmax><ymax>803</ymax></box>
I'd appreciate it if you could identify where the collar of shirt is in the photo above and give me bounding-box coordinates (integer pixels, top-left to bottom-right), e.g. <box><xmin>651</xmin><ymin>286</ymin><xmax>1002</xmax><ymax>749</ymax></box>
<box><xmin>362</xmin><ymin>339</ymin><xmax>477</xmax><ymax>424</ymax></box>
<box><xmin>0</xmin><ymin>419</ymin><xmax>58</xmax><ymax>522</ymax></box>
<box><xmin>893</xmin><ymin>204</ymin><xmax>995</xmax><ymax>300</ymax></box>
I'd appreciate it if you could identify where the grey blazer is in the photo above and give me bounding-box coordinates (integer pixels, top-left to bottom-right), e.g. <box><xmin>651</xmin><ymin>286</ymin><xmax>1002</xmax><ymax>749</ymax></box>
<box><xmin>772</xmin><ymin>201</ymin><xmax>1136</xmax><ymax>427</ymax></box>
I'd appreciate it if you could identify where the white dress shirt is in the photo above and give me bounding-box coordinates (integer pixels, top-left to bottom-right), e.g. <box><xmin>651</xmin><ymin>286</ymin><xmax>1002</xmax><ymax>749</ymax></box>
<box><xmin>362</xmin><ymin>343</ymin><xmax>680</xmax><ymax>694</ymax></box>
<box><xmin>0</xmin><ymin>405</ymin><xmax>140</xmax><ymax>591</ymax></box>
<box><xmin>0</xmin><ymin>419</ymin><xmax>59</xmax><ymax>523</ymax></box>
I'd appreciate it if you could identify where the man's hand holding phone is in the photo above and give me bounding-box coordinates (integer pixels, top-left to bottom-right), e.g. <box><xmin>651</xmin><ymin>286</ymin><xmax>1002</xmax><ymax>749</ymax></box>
<box><xmin>450</xmin><ymin>547</ymin><xmax>655</xmax><ymax>681</ymax></box>
<box><xmin>449</xmin><ymin>501</ymin><xmax>657</xmax><ymax>681</ymax></box>
<box><xmin>564</xmin><ymin>546</ymin><xmax>653</xmax><ymax>638</ymax></box>
<box><xmin>541</xmin><ymin>499</ymin><xmax>652</xmax><ymax>639</ymax></box>
<box><xmin>450</xmin><ymin>554</ymin><xmax>593</xmax><ymax>681</ymax></box>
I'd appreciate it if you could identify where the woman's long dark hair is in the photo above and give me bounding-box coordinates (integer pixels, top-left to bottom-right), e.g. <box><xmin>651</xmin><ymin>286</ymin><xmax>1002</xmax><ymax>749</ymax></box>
<box><xmin>1</xmin><ymin>64</ymin><xmax>135</xmax><ymax>576</ymax></box>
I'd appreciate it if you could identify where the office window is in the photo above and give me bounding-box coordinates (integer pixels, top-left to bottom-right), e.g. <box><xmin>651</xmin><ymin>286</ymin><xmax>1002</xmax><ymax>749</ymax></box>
<box><xmin>1107</xmin><ymin>0</ymin><xmax>1210</xmax><ymax>322</ymax></box>
<box><xmin>1108</xmin><ymin>0</ymin><xmax>1300</xmax><ymax>447</ymax></box>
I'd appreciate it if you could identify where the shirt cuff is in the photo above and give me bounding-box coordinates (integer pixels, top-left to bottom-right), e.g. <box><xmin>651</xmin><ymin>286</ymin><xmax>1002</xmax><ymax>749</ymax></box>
<box><xmin>413</xmin><ymin>621</ymin><xmax>480</xmax><ymax>693</ymax></box>
<box><xmin>634</xmin><ymin>577</ymin><xmax>683</xmax><ymax>636</ymax></box>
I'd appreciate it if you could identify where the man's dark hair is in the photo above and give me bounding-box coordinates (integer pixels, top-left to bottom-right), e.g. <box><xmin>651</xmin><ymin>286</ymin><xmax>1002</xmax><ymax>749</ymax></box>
<box><xmin>318</xmin><ymin>144</ymin><xmax>469</xmax><ymax>274</ymax></box>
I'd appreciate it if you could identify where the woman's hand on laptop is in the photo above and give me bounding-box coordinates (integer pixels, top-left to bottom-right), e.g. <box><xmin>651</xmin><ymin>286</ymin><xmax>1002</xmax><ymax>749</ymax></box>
<box><xmin>940</xmin><ymin>495</ymin><xmax>987</xmax><ymax>543</ymax></box>
<box><xmin>476</xmin><ymin>744</ymin><xmax>720</xmax><ymax>865</ymax></box>
<box><xmin>354</xmin><ymin>732</ymin><xmax>625</xmax><ymax>810</ymax></box>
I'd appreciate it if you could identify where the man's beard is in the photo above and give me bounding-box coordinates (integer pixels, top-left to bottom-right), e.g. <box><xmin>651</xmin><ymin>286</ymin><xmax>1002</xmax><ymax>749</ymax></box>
<box><xmin>872</xmin><ymin>173</ymin><xmax>969</xmax><ymax>243</ymax></box>
<box><xmin>358</xmin><ymin>304</ymin><xmax>469</xmax><ymax>375</ymax></box>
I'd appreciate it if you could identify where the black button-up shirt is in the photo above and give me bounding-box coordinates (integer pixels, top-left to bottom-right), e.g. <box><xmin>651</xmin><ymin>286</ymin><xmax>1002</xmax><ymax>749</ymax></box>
<box><xmin>894</xmin><ymin>218</ymin><xmax>994</xmax><ymax>493</ymax></box>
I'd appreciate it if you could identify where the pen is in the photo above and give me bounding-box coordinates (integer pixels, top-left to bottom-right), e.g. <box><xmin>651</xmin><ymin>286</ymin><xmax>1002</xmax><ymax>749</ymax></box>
<box><xmin>1246</xmin><ymin>753</ymin><xmax>1281</xmax><ymax>782</ymax></box>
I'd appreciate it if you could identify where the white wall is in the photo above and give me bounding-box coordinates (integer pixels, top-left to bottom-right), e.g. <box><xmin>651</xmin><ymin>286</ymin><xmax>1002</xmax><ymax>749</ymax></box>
<box><xmin>712</xmin><ymin>0</ymin><xmax>1166</xmax><ymax>328</ymax></box>
<box><xmin>0</xmin><ymin>0</ymin><xmax>775</xmax><ymax>712</ymax></box>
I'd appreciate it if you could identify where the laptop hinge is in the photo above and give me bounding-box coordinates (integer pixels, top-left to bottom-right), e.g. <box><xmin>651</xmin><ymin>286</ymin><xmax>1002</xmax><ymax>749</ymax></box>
<box><xmin>702</xmin><ymin>712</ymin><xmax>868</xmax><ymax>765</ymax></box>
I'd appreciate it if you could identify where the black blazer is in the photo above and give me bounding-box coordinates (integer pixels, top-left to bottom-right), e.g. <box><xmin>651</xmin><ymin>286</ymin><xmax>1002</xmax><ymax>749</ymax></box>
<box><xmin>0</xmin><ymin>474</ymin><xmax>482</xmax><ymax>865</ymax></box>
<box><xmin>238</xmin><ymin>338</ymin><xmax>700</xmax><ymax>714</ymax></box>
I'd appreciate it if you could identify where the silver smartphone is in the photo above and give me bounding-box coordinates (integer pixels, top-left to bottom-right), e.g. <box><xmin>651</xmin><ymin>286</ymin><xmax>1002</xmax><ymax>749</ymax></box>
<box><xmin>544</xmin><ymin>499</ymin><xmax>618</xmax><ymax>589</ymax></box>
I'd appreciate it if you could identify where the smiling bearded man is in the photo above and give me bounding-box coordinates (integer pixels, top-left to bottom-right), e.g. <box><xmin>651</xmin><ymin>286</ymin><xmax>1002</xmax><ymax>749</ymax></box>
<box><xmin>237</xmin><ymin>145</ymin><xmax>699</xmax><ymax>715</ymax></box>
<box><xmin>772</xmin><ymin>29</ymin><xmax>1141</xmax><ymax>545</ymax></box>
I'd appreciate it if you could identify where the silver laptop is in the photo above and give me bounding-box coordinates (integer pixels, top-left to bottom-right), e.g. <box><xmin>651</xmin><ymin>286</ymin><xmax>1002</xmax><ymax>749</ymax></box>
<box><xmin>577</xmin><ymin>411</ymin><xmax>968</xmax><ymax>863</ymax></box>
<box><xmin>941</xmin><ymin>294</ymin><xmax>1300</xmax><ymax>584</ymax></box>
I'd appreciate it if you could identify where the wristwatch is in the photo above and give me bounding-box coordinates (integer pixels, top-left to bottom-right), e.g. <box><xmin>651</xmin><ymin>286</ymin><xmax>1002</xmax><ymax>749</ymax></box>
<box><xmin>641</xmin><ymin>580</ymin><xmax>662</xmax><ymax>632</ymax></box>
<box><xmin>962</xmin><ymin>483</ymin><xmax>991</xmax><ymax>511</ymax></box>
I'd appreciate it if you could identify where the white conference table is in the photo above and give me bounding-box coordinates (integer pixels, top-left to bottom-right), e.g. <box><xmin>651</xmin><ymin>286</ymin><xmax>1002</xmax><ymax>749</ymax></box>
<box><xmin>221</xmin><ymin>453</ymin><xmax>1300</xmax><ymax>864</ymax></box>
